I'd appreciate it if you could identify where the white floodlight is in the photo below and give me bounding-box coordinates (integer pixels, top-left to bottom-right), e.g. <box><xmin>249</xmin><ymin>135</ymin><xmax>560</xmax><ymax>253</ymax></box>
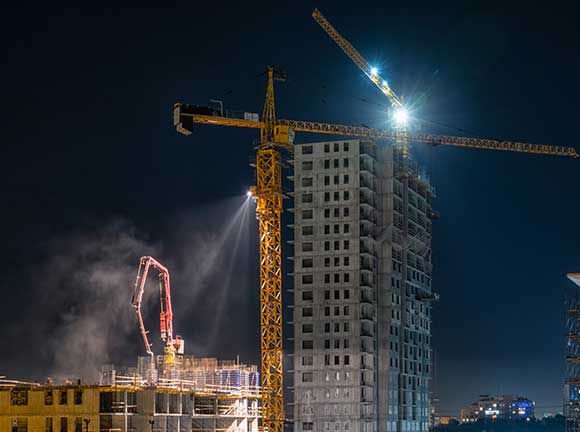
<box><xmin>370</xmin><ymin>67</ymin><xmax>378</xmax><ymax>76</ymax></box>
<box><xmin>393</xmin><ymin>108</ymin><xmax>409</xmax><ymax>125</ymax></box>
<box><xmin>246</xmin><ymin>190</ymin><xmax>253</xmax><ymax>198</ymax></box>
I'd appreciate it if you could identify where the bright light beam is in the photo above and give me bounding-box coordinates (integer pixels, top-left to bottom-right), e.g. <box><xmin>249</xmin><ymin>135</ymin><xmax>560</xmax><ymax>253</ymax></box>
<box><xmin>393</xmin><ymin>108</ymin><xmax>409</xmax><ymax>125</ymax></box>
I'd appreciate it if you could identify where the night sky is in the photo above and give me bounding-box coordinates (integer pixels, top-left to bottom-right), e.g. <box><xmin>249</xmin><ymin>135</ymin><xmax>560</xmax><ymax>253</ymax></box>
<box><xmin>1</xmin><ymin>0</ymin><xmax>579</xmax><ymax>419</ymax></box>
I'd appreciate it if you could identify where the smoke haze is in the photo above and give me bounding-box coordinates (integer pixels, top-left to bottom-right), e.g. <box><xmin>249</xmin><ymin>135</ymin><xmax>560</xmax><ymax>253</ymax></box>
<box><xmin>0</xmin><ymin>197</ymin><xmax>259</xmax><ymax>383</ymax></box>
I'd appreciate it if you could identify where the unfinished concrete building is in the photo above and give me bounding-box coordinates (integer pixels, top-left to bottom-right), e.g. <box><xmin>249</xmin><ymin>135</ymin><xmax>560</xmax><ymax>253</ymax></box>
<box><xmin>0</xmin><ymin>357</ymin><xmax>260</xmax><ymax>432</ymax></box>
<box><xmin>291</xmin><ymin>140</ymin><xmax>436</xmax><ymax>432</ymax></box>
<box><xmin>566</xmin><ymin>273</ymin><xmax>580</xmax><ymax>432</ymax></box>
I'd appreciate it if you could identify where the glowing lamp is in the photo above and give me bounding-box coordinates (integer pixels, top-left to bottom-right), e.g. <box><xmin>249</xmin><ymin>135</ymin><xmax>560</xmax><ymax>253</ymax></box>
<box><xmin>393</xmin><ymin>108</ymin><xmax>409</xmax><ymax>125</ymax></box>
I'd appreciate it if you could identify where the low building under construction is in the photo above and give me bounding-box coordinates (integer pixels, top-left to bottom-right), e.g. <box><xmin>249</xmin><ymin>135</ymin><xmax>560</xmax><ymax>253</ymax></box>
<box><xmin>0</xmin><ymin>356</ymin><xmax>260</xmax><ymax>432</ymax></box>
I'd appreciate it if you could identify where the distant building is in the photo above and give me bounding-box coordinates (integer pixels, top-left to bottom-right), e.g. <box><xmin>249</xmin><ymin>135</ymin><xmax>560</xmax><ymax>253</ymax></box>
<box><xmin>459</xmin><ymin>395</ymin><xmax>535</xmax><ymax>422</ymax></box>
<box><xmin>438</xmin><ymin>417</ymin><xmax>457</xmax><ymax>426</ymax></box>
<box><xmin>0</xmin><ymin>356</ymin><xmax>260</xmax><ymax>432</ymax></box>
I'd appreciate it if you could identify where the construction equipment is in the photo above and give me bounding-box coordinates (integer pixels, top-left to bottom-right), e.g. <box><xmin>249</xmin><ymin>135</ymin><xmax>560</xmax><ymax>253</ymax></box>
<box><xmin>174</xmin><ymin>28</ymin><xmax>577</xmax><ymax>432</ymax></box>
<box><xmin>312</xmin><ymin>8</ymin><xmax>413</xmax><ymax>158</ymax></box>
<box><xmin>131</xmin><ymin>256</ymin><xmax>184</xmax><ymax>365</ymax></box>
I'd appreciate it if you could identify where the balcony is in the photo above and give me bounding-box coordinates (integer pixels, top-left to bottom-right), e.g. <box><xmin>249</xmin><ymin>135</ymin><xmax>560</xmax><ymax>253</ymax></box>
<box><xmin>360</xmin><ymin>286</ymin><xmax>374</xmax><ymax>304</ymax></box>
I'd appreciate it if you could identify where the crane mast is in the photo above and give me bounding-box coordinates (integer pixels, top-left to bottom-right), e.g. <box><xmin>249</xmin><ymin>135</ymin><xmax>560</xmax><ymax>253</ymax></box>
<box><xmin>254</xmin><ymin>66</ymin><xmax>287</xmax><ymax>432</ymax></box>
<box><xmin>132</xmin><ymin>256</ymin><xmax>184</xmax><ymax>365</ymax></box>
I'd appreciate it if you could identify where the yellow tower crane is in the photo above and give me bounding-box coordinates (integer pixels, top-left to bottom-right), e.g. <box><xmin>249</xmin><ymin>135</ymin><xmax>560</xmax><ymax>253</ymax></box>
<box><xmin>312</xmin><ymin>8</ymin><xmax>411</xmax><ymax>158</ymax></box>
<box><xmin>174</xmin><ymin>67</ymin><xmax>577</xmax><ymax>432</ymax></box>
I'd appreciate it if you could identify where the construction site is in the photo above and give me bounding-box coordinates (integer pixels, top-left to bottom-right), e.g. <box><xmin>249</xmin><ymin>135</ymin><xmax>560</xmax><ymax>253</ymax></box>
<box><xmin>1</xmin><ymin>7</ymin><xmax>579</xmax><ymax>432</ymax></box>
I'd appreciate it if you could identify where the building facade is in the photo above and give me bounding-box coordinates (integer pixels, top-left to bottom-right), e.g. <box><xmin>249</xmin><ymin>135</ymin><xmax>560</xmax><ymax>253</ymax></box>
<box><xmin>0</xmin><ymin>384</ymin><xmax>260</xmax><ymax>432</ymax></box>
<box><xmin>291</xmin><ymin>140</ymin><xmax>435</xmax><ymax>432</ymax></box>
<box><xmin>1</xmin><ymin>356</ymin><xmax>260</xmax><ymax>432</ymax></box>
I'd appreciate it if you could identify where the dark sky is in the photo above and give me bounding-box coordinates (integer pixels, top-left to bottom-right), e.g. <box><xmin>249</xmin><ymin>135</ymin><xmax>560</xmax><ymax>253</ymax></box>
<box><xmin>1</xmin><ymin>0</ymin><xmax>579</xmax><ymax>418</ymax></box>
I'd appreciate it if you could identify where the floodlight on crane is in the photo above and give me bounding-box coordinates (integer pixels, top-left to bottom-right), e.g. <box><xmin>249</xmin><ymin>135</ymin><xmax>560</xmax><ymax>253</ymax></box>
<box><xmin>393</xmin><ymin>108</ymin><xmax>409</xmax><ymax>125</ymax></box>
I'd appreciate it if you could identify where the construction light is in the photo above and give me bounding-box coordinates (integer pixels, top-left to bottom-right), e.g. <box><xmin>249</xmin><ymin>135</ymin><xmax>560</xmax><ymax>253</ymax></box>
<box><xmin>393</xmin><ymin>108</ymin><xmax>409</xmax><ymax>125</ymax></box>
<box><xmin>370</xmin><ymin>67</ymin><xmax>378</xmax><ymax>76</ymax></box>
<box><xmin>246</xmin><ymin>190</ymin><xmax>253</xmax><ymax>198</ymax></box>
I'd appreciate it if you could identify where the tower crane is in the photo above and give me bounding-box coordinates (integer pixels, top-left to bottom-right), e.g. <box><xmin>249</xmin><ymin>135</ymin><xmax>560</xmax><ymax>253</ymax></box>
<box><xmin>132</xmin><ymin>256</ymin><xmax>184</xmax><ymax>365</ymax></box>
<box><xmin>312</xmin><ymin>8</ymin><xmax>412</xmax><ymax>158</ymax></box>
<box><xmin>173</xmin><ymin>67</ymin><xmax>576</xmax><ymax>432</ymax></box>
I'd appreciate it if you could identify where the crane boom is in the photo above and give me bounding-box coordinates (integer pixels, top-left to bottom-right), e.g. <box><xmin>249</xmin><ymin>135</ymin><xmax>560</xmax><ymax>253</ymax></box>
<box><xmin>132</xmin><ymin>256</ymin><xmax>184</xmax><ymax>362</ymax></box>
<box><xmin>173</xmin><ymin>109</ymin><xmax>579</xmax><ymax>158</ymax></box>
<box><xmin>312</xmin><ymin>8</ymin><xmax>402</xmax><ymax>108</ymax></box>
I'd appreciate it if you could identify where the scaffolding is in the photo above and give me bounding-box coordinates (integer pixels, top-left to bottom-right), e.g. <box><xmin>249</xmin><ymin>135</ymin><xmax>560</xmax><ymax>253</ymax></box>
<box><xmin>566</xmin><ymin>273</ymin><xmax>580</xmax><ymax>432</ymax></box>
<box><xmin>99</xmin><ymin>356</ymin><xmax>260</xmax><ymax>397</ymax></box>
<box><xmin>2</xmin><ymin>356</ymin><xmax>261</xmax><ymax>432</ymax></box>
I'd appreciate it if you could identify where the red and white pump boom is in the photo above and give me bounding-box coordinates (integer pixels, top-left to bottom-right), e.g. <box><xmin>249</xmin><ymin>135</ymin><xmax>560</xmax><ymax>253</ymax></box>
<box><xmin>131</xmin><ymin>256</ymin><xmax>184</xmax><ymax>361</ymax></box>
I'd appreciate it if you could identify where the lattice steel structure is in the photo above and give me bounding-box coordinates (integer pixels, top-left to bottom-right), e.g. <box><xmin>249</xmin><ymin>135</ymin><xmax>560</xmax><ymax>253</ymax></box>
<box><xmin>255</xmin><ymin>67</ymin><xmax>286</xmax><ymax>432</ymax></box>
<box><xmin>566</xmin><ymin>273</ymin><xmax>580</xmax><ymax>432</ymax></box>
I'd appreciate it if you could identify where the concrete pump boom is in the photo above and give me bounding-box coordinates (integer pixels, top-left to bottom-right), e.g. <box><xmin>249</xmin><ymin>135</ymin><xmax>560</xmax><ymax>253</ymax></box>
<box><xmin>131</xmin><ymin>256</ymin><xmax>184</xmax><ymax>362</ymax></box>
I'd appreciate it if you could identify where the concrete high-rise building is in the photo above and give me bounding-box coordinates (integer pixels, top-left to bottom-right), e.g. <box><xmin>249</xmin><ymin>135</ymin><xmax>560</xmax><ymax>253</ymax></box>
<box><xmin>291</xmin><ymin>139</ymin><xmax>436</xmax><ymax>432</ymax></box>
